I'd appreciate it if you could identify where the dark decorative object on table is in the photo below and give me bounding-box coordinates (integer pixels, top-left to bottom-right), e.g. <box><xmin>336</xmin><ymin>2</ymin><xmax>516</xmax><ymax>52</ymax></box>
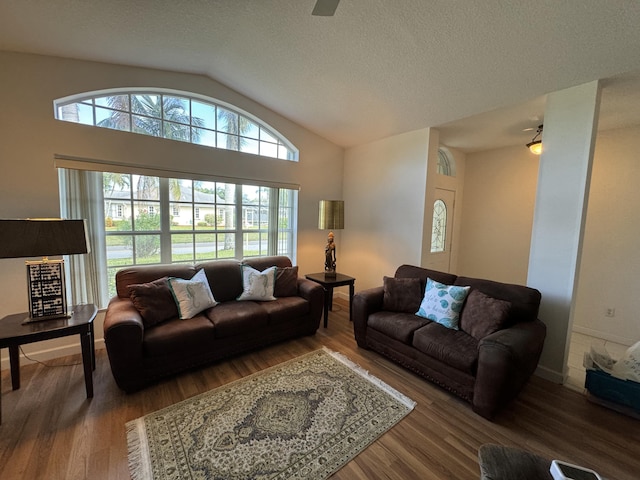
<box><xmin>318</xmin><ymin>200</ymin><xmax>344</xmax><ymax>277</ymax></box>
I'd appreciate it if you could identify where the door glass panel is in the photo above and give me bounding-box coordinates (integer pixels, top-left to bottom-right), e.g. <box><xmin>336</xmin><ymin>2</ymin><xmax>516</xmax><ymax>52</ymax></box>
<box><xmin>431</xmin><ymin>199</ymin><xmax>446</xmax><ymax>253</ymax></box>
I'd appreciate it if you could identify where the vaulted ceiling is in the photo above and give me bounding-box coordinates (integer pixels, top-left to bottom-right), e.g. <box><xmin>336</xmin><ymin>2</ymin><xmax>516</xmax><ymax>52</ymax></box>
<box><xmin>2</xmin><ymin>0</ymin><xmax>640</xmax><ymax>152</ymax></box>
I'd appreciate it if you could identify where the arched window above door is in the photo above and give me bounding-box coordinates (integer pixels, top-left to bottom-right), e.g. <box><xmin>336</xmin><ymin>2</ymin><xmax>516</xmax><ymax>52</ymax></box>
<box><xmin>437</xmin><ymin>147</ymin><xmax>455</xmax><ymax>177</ymax></box>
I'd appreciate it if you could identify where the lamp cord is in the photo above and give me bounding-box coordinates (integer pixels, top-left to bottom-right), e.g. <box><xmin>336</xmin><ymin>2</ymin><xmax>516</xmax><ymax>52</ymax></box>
<box><xmin>18</xmin><ymin>345</ymin><xmax>82</xmax><ymax>367</ymax></box>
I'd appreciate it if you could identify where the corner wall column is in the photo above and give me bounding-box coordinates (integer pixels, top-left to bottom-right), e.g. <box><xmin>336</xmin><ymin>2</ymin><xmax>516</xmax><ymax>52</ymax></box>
<box><xmin>527</xmin><ymin>80</ymin><xmax>601</xmax><ymax>382</ymax></box>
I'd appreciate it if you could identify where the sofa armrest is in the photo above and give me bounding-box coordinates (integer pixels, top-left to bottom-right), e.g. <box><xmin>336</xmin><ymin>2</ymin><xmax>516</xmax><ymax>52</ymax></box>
<box><xmin>473</xmin><ymin>319</ymin><xmax>546</xmax><ymax>418</ymax></box>
<box><xmin>103</xmin><ymin>296</ymin><xmax>146</xmax><ymax>391</ymax></box>
<box><xmin>297</xmin><ymin>278</ymin><xmax>325</xmax><ymax>323</ymax></box>
<box><xmin>352</xmin><ymin>286</ymin><xmax>384</xmax><ymax>348</ymax></box>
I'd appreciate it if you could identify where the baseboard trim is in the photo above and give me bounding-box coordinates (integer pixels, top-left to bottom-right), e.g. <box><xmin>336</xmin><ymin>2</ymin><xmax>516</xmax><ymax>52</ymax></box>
<box><xmin>1</xmin><ymin>338</ymin><xmax>105</xmax><ymax>371</ymax></box>
<box><xmin>572</xmin><ymin>325</ymin><xmax>633</xmax><ymax>347</ymax></box>
<box><xmin>534</xmin><ymin>364</ymin><xmax>565</xmax><ymax>384</ymax></box>
<box><xmin>334</xmin><ymin>291</ymin><xmax>349</xmax><ymax>301</ymax></box>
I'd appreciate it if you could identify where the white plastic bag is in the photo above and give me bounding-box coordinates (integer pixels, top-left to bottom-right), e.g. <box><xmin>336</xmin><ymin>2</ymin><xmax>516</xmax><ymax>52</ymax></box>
<box><xmin>611</xmin><ymin>341</ymin><xmax>640</xmax><ymax>382</ymax></box>
<box><xmin>586</xmin><ymin>343</ymin><xmax>615</xmax><ymax>373</ymax></box>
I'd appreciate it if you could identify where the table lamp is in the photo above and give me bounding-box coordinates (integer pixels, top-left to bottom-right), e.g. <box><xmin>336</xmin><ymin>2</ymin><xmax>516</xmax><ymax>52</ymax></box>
<box><xmin>318</xmin><ymin>200</ymin><xmax>344</xmax><ymax>277</ymax></box>
<box><xmin>0</xmin><ymin>218</ymin><xmax>90</xmax><ymax>321</ymax></box>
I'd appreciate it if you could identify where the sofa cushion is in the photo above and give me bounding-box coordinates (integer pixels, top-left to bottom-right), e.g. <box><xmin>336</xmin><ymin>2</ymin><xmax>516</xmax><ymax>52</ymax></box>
<box><xmin>416</xmin><ymin>278</ymin><xmax>470</xmax><ymax>330</ymax></box>
<box><xmin>237</xmin><ymin>265</ymin><xmax>277</xmax><ymax>301</ymax></box>
<box><xmin>382</xmin><ymin>276</ymin><xmax>422</xmax><ymax>313</ymax></box>
<box><xmin>128</xmin><ymin>277</ymin><xmax>178</xmax><ymax>328</ymax></box>
<box><xmin>258</xmin><ymin>296</ymin><xmax>309</xmax><ymax>325</ymax></box>
<box><xmin>143</xmin><ymin>314</ymin><xmax>216</xmax><ymax>357</ymax></box>
<box><xmin>274</xmin><ymin>266</ymin><xmax>299</xmax><ymax>297</ymax></box>
<box><xmin>368</xmin><ymin>311</ymin><xmax>430</xmax><ymax>344</ymax></box>
<box><xmin>168</xmin><ymin>269</ymin><xmax>218</xmax><ymax>319</ymax></box>
<box><xmin>195</xmin><ymin>259</ymin><xmax>244</xmax><ymax>302</ymax></box>
<box><xmin>412</xmin><ymin>322</ymin><xmax>479</xmax><ymax>374</ymax></box>
<box><xmin>243</xmin><ymin>255</ymin><xmax>293</xmax><ymax>271</ymax></box>
<box><xmin>395</xmin><ymin>264</ymin><xmax>457</xmax><ymax>294</ymax></box>
<box><xmin>116</xmin><ymin>263</ymin><xmax>195</xmax><ymax>299</ymax></box>
<box><xmin>460</xmin><ymin>290</ymin><xmax>511</xmax><ymax>340</ymax></box>
<box><xmin>205</xmin><ymin>301</ymin><xmax>269</xmax><ymax>338</ymax></box>
<box><xmin>455</xmin><ymin>276</ymin><xmax>541</xmax><ymax>325</ymax></box>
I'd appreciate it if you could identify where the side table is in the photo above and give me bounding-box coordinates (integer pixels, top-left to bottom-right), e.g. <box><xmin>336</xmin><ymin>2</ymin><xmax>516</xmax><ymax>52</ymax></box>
<box><xmin>305</xmin><ymin>273</ymin><xmax>355</xmax><ymax>328</ymax></box>
<box><xmin>0</xmin><ymin>303</ymin><xmax>97</xmax><ymax>424</ymax></box>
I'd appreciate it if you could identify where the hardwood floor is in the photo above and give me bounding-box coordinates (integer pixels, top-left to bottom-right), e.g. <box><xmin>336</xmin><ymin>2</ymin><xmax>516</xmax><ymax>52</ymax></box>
<box><xmin>1</xmin><ymin>301</ymin><xmax>639</xmax><ymax>479</ymax></box>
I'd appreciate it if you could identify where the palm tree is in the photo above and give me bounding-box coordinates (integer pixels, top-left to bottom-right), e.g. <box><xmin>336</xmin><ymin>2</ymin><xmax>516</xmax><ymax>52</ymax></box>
<box><xmin>218</xmin><ymin>108</ymin><xmax>252</xmax><ymax>150</ymax></box>
<box><xmin>98</xmin><ymin>94</ymin><xmax>205</xmax><ymax>142</ymax></box>
<box><xmin>103</xmin><ymin>173</ymin><xmax>130</xmax><ymax>222</ymax></box>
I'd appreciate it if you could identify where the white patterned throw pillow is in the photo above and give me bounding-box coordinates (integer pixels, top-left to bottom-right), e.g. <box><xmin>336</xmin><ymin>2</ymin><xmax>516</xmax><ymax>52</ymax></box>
<box><xmin>237</xmin><ymin>265</ymin><xmax>277</xmax><ymax>301</ymax></box>
<box><xmin>415</xmin><ymin>277</ymin><xmax>470</xmax><ymax>330</ymax></box>
<box><xmin>168</xmin><ymin>269</ymin><xmax>218</xmax><ymax>319</ymax></box>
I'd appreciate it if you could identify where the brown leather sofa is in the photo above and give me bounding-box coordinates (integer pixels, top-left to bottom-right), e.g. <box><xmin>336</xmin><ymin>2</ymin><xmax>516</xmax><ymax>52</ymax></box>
<box><xmin>353</xmin><ymin>264</ymin><xmax>546</xmax><ymax>419</ymax></box>
<box><xmin>104</xmin><ymin>256</ymin><xmax>323</xmax><ymax>392</ymax></box>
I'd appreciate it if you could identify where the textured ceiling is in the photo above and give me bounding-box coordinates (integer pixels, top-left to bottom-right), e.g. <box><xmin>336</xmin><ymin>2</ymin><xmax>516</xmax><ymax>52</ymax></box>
<box><xmin>1</xmin><ymin>0</ymin><xmax>640</xmax><ymax>151</ymax></box>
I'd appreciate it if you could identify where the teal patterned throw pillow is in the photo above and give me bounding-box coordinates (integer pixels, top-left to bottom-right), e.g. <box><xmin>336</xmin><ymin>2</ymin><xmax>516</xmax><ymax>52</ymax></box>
<box><xmin>415</xmin><ymin>278</ymin><xmax>470</xmax><ymax>330</ymax></box>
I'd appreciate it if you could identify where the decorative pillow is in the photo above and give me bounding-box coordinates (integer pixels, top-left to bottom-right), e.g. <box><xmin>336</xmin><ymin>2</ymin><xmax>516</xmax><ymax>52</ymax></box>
<box><xmin>459</xmin><ymin>289</ymin><xmax>511</xmax><ymax>340</ymax></box>
<box><xmin>415</xmin><ymin>278</ymin><xmax>470</xmax><ymax>330</ymax></box>
<box><xmin>128</xmin><ymin>277</ymin><xmax>179</xmax><ymax>328</ymax></box>
<box><xmin>168</xmin><ymin>269</ymin><xmax>218</xmax><ymax>319</ymax></box>
<box><xmin>237</xmin><ymin>265</ymin><xmax>277</xmax><ymax>301</ymax></box>
<box><xmin>382</xmin><ymin>276</ymin><xmax>422</xmax><ymax>313</ymax></box>
<box><xmin>274</xmin><ymin>266</ymin><xmax>299</xmax><ymax>297</ymax></box>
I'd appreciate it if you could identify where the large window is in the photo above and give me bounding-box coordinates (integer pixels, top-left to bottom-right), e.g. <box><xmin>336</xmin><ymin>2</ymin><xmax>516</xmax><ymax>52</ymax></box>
<box><xmin>100</xmin><ymin>172</ymin><xmax>297</xmax><ymax>297</ymax></box>
<box><xmin>55</xmin><ymin>89</ymin><xmax>298</xmax><ymax>161</ymax></box>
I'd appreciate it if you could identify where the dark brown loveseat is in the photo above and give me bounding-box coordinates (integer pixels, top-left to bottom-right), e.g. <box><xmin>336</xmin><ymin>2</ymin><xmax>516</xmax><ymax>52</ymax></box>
<box><xmin>353</xmin><ymin>264</ymin><xmax>546</xmax><ymax>419</ymax></box>
<box><xmin>104</xmin><ymin>256</ymin><xmax>323</xmax><ymax>392</ymax></box>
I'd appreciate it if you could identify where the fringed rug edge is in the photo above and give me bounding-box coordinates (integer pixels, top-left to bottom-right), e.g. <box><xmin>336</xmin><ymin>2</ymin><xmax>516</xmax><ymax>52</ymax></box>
<box><xmin>322</xmin><ymin>347</ymin><xmax>417</xmax><ymax>410</ymax></box>
<box><xmin>126</xmin><ymin>416</ymin><xmax>152</xmax><ymax>480</ymax></box>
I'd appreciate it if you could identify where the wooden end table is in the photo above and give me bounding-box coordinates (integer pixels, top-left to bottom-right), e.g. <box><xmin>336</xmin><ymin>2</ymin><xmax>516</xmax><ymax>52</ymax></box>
<box><xmin>305</xmin><ymin>273</ymin><xmax>355</xmax><ymax>328</ymax></box>
<box><xmin>0</xmin><ymin>303</ymin><xmax>97</xmax><ymax>424</ymax></box>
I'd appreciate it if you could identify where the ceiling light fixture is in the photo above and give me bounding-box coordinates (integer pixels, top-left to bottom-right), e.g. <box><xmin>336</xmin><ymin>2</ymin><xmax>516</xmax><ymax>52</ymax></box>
<box><xmin>526</xmin><ymin>124</ymin><xmax>543</xmax><ymax>155</ymax></box>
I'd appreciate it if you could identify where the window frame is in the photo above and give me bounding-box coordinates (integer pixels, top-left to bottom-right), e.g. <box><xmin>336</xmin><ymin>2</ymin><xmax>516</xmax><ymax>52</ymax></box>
<box><xmin>54</xmin><ymin>87</ymin><xmax>299</xmax><ymax>161</ymax></box>
<box><xmin>101</xmin><ymin>171</ymin><xmax>298</xmax><ymax>297</ymax></box>
<box><xmin>437</xmin><ymin>147</ymin><xmax>455</xmax><ymax>177</ymax></box>
<box><xmin>430</xmin><ymin>199</ymin><xmax>447</xmax><ymax>253</ymax></box>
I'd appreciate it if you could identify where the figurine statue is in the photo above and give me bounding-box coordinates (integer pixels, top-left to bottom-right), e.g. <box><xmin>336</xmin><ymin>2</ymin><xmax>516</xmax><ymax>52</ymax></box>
<box><xmin>324</xmin><ymin>231</ymin><xmax>336</xmax><ymax>276</ymax></box>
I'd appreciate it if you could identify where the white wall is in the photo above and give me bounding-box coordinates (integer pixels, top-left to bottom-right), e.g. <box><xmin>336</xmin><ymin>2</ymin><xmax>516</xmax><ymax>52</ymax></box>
<box><xmin>341</xmin><ymin>128</ymin><xmax>431</xmax><ymax>292</ymax></box>
<box><xmin>458</xmin><ymin>145</ymin><xmax>539</xmax><ymax>284</ymax></box>
<box><xmin>0</xmin><ymin>52</ymin><xmax>343</xmax><ymax>368</ymax></box>
<box><xmin>573</xmin><ymin>125</ymin><xmax>640</xmax><ymax>344</ymax></box>
<box><xmin>527</xmin><ymin>81</ymin><xmax>601</xmax><ymax>382</ymax></box>
<box><xmin>458</xmin><ymin>112</ymin><xmax>640</xmax><ymax>380</ymax></box>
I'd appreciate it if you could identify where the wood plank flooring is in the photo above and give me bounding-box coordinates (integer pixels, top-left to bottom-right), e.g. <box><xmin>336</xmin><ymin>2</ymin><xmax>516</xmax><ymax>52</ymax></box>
<box><xmin>1</xmin><ymin>300</ymin><xmax>639</xmax><ymax>479</ymax></box>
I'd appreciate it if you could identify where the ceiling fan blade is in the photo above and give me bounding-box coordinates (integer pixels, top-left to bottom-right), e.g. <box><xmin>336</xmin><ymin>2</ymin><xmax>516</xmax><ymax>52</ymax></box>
<box><xmin>312</xmin><ymin>0</ymin><xmax>340</xmax><ymax>16</ymax></box>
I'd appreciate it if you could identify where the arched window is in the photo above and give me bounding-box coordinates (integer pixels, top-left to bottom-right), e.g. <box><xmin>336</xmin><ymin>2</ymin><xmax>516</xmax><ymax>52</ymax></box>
<box><xmin>54</xmin><ymin>88</ymin><xmax>298</xmax><ymax>161</ymax></box>
<box><xmin>437</xmin><ymin>148</ymin><xmax>455</xmax><ymax>177</ymax></box>
<box><xmin>431</xmin><ymin>199</ymin><xmax>447</xmax><ymax>253</ymax></box>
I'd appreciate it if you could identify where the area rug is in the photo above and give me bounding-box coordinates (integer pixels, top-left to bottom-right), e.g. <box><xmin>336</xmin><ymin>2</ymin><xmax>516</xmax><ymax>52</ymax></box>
<box><xmin>126</xmin><ymin>347</ymin><xmax>416</xmax><ymax>480</ymax></box>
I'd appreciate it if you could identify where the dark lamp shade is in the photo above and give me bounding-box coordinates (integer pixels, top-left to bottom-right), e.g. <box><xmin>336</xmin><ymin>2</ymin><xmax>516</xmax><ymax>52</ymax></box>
<box><xmin>318</xmin><ymin>200</ymin><xmax>344</xmax><ymax>230</ymax></box>
<box><xmin>0</xmin><ymin>219</ymin><xmax>90</xmax><ymax>259</ymax></box>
